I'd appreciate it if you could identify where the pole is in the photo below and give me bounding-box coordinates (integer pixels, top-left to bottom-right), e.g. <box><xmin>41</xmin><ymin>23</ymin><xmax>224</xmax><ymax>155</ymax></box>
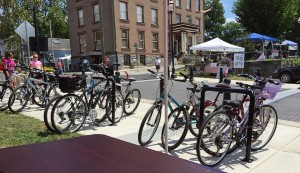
<box><xmin>50</xmin><ymin>20</ymin><xmax>54</xmax><ymax>60</ymax></box>
<box><xmin>33</xmin><ymin>6</ymin><xmax>42</xmax><ymax>66</ymax></box>
<box><xmin>25</xmin><ymin>21</ymin><xmax>31</xmax><ymax>64</ymax></box>
<box><xmin>163</xmin><ymin>0</ymin><xmax>169</xmax><ymax>153</ymax></box>
<box><xmin>135</xmin><ymin>46</ymin><xmax>138</xmax><ymax>70</ymax></box>
<box><xmin>170</xmin><ymin>11</ymin><xmax>175</xmax><ymax>79</ymax></box>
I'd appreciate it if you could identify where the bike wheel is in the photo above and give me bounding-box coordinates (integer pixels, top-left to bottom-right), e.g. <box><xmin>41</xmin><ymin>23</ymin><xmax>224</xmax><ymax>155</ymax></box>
<box><xmin>0</xmin><ymin>84</ymin><xmax>13</xmax><ymax>111</ymax></box>
<box><xmin>189</xmin><ymin>104</ymin><xmax>217</xmax><ymax>137</ymax></box>
<box><xmin>8</xmin><ymin>85</ymin><xmax>31</xmax><ymax>113</ymax></box>
<box><xmin>196</xmin><ymin>110</ymin><xmax>233</xmax><ymax>167</ymax></box>
<box><xmin>161</xmin><ymin>106</ymin><xmax>189</xmax><ymax>150</ymax></box>
<box><xmin>43</xmin><ymin>96</ymin><xmax>62</xmax><ymax>133</ymax></box>
<box><xmin>32</xmin><ymin>87</ymin><xmax>47</xmax><ymax>108</ymax></box>
<box><xmin>138</xmin><ymin>102</ymin><xmax>162</xmax><ymax>146</ymax></box>
<box><xmin>89</xmin><ymin>91</ymin><xmax>108</xmax><ymax>123</ymax></box>
<box><xmin>123</xmin><ymin>89</ymin><xmax>141</xmax><ymax>115</ymax></box>
<box><xmin>251</xmin><ymin>105</ymin><xmax>278</xmax><ymax>151</ymax></box>
<box><xmin>106</xmin><ymin>90</ymin><xmax>124</xmax><ymax>123</ymax></box>
<box><xmin>51</xmin><ymin>94</ymin><xmax>87</xmax><ymax>134</ymax></box>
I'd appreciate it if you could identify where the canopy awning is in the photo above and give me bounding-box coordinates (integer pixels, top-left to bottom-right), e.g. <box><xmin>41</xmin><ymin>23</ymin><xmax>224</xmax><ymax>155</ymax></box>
<box><xmin>281</xmin><ymin>40</ymin><xmax>298</xmax><ymax>46</ymax></box>
<box><xmin>235</xmin><ymin>33</ymin><xmax>280</xmax><ymax>42</ymax></box>
<box><xmin>171</xmin><ymin>23</ymin><xmax>199</xmax><ymax>33</ymax></box>
<box><xmin>190</xmin><ymin>37</ymin><xmax>245</xmax><ymax>52</ymax></box>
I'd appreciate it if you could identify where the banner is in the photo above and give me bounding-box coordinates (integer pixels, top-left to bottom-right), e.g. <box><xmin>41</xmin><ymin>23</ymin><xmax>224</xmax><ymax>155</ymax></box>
<box><xmin>233</xmin><ymin>53</ymin><xmax>244</xmax><ymax>68</ymax></box>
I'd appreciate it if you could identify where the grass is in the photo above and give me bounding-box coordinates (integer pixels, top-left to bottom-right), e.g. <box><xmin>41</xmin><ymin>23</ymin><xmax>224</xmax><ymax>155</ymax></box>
<box><xmin>0</xmin><ymin>111</ymin><xmax>81</xmax><ymax>148</ymax></box>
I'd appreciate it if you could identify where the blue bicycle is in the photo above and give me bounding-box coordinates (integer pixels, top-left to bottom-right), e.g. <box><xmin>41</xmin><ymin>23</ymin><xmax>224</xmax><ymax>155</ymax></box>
<box><xmin>138</xmin><ymin>69</ymin><xmax>181</xmax><ymax>146</ymax></box>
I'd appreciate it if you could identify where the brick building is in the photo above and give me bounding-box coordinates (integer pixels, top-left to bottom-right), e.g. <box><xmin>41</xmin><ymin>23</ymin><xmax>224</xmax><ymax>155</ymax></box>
<box><xmin>67</xmin><ymin>0</ymin><xmax>205</xmax><ymax>67</ymax></box>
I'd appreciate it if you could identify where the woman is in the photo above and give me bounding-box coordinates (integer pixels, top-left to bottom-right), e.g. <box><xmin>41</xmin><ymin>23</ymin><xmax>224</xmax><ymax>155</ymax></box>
<box><xmin>56</xmin><ymin>59</ymin><xmax>63</xmax><ymax>74</ymax></box>
<box><xmin>29</xmin><ymin>53</ymin><xmax>43</xmax><ymax>70</ymax></box>
<box><xmin>4</xmin><ymin>52</ymin><xmax>16</xmax><ymax>88</ymax></box>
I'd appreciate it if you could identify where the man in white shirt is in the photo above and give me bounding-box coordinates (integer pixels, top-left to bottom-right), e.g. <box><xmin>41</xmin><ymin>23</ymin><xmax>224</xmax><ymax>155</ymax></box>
<box><xmin>154</xmin><ymin>56</ymin><xmax>161</xmax><ymax>75</ymax></box>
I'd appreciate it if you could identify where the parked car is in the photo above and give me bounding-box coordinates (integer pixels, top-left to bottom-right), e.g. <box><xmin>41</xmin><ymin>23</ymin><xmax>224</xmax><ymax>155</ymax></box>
<box><xmin>272</xmin><ymin>66</ymin><xmax>300</xmax><ymax>83</ymax></box>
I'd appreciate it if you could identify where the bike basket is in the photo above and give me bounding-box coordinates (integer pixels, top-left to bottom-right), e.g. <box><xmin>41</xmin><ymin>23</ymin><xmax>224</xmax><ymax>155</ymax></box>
<box><xmin>58</xmin><ymin>75</ymin><xmax>86</xmax><ymax>93</ymax></box>
<box><xmin>259</xmin><ymin>81</ymin><xmax>283</xmax><ymax>100</ymax></box>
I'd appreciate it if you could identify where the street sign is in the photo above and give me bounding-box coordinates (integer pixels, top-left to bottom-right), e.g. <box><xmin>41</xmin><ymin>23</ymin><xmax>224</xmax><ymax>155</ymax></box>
<box><xmin>15</xmin><ymin>20</ymin><xmax>35</xmax><ymax>43</ymax></box>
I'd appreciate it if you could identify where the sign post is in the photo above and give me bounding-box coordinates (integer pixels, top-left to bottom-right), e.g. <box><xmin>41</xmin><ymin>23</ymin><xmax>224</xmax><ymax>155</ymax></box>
<box><xmin>134</xmin><ymin>42</ymin><xmax>139</xmax><ymax>70</ymax></box>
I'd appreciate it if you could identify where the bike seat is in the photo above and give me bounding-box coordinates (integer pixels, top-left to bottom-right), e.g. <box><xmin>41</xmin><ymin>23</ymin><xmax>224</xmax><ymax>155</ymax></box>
<box><xmin>128</xmin><ymin>77</ymin><xmax>136</xmax><ymax>82</ymax></box>
<box><xmin>223</xmin><ymin>100</ymin><xmax>241</xmax><ymax>108</ymax></box>
<box><xmin>92</xmin><ymin>76</ymin><xmax>106</xmax><ymax>81</ymax></box>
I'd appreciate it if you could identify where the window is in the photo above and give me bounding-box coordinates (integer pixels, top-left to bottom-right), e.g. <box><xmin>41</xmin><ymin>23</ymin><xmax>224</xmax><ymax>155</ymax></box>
<box><xmin>186</xmin><ymin>0</ymin><xmax>191</xmax><ymax>10</ymax></box>
<box><xmin>138</xmin><ymin>31</ymin><xmax>145</xmax><ymax>49</ymax></box>
<box><xmin>122</xmin><ymin>29</ymin><xmax>129</xmax><ymax>48</ymax></box>
<box><xmin>94</xmin><ymin>31</ymin><xmax>101</xmax><ymax>50</ymax></box>
<box><xmin>94</xmin><ymin>4</ymin><xmax>100</xmax><ymax>22</ymax></box>
<box><xmin>176</xmin><ymin>14</ymin><xmax>181</xmax><ymax>23</ymax></box>
<box><xmin>120</xmin><ymin>2</ymin><xmax>128</xmax><ymax>20</ymax></box>
<box><xmin>175</xmin><ymin>0</ymin><xmax>181</xmax><ymax>7</ymax></box>
<box><xmin>79</xmin><ymin>34</ymin><xmax>87</xmax><ymax>52</ymax></box>
<box><xmin>186</xmin><ymin>16</ymin><xmax>192</xmax><ymax>24</ymax></box>
<box><xmin>151</xmin><ymin>9</ymin><xmax>158</xmax><ymax>25</ymax></box>
<box><xmin>196</xmin><ymin>18</ymin><xmax>200</xmax><ymax>31</ymax></box>
<box><xmin>137</xmin><ymin>6</ymin><xmax>144</xmax><ymax>23</ymax></box>
<box><xmin>78</xmin><ymin>9</ymin><xmax>84</xmax><ymax>26</ymax></box>
<box><xmin>186</xmin><ymin>37</ymin><xmax>192</xmax><ymax>53</ymax></box>
<box><xmin>152</xmin><ymin>33</ymin><xmax>158</xmax><ymax>50</ymax></box>
<box><xmin>196</xmin><ymin>0</ymin><xmax>200</xmax><ymax>12</ymax></box>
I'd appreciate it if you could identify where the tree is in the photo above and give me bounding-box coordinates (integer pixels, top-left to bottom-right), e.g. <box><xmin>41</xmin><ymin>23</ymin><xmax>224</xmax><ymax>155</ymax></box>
<box><xmin>233</xmin><ymin>0</ymin><xmax>300</xmax><ymax>39</ymax></box>
<box><xmin>220</xmin><ymin>22</ymin><xmax>246</xmax><ymax>43</ymax></box>
<box><xmin>204</xmin><ymin>0</ymin><xmax>226</xmax><ymax>41</ymax></box>
<box><xmin>0</xmin><ymin>0</ymin><xmax>68</xmax><ymax>53</ymax></box>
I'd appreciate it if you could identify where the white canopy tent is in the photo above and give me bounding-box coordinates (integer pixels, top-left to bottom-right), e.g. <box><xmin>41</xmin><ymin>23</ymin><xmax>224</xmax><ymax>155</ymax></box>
<box><xmin>190</xmin><ymin>37</ymin><xmax>245</xmax><ymax>52</ymax></box>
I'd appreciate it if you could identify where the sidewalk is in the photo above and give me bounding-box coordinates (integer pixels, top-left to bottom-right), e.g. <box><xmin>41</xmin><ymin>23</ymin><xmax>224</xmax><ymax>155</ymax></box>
<box><xmin>20</xmin><ymin>66</ymin><xmax>300</xmax><ymax>172</ymax></box>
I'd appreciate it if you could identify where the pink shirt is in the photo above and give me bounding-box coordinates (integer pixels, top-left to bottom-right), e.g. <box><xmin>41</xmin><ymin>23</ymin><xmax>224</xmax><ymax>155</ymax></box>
<box><xmin>30</xmin><ymin>60</ymin><xmax>43</xmax><ymax>69</ymax></box>
<box><xmin>57</xmin><ymin>61</ymin><xmax>62</xmax><ymax>68</ymax></box>
<box><xmin>4</xmin><ymin>58</ymin><xmax>15</xmax><ymax>71</ymax></box>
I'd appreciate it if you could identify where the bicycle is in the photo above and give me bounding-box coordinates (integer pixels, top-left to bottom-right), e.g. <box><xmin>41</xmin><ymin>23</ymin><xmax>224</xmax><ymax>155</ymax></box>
<box><xmin>120</xmin><ymin>71</ymin><xmax>141</xmax><ymax>116</ymax></box>
<box><xmin>138</xmin><ymin>69</ymin><xmax>182</xmax><ymax>146</ymax></box>
<box><xmin>50</xmin><ymin>65</ymin><xmax>123</xmax><ymax>133</ymax></box>
<box><xmin>8</xmin><ymin>67</ymin><xmax>59</xmax><ymax>113</ymax></box>
<box><xmin>196</xmin><ymin>74</ymin><xmax>281</xmax><ymax>167</ymax></box>
<box><xmin>160</xmin><ymin>72</ymin><xmax>222</xmax><ymax>150</ymax></box>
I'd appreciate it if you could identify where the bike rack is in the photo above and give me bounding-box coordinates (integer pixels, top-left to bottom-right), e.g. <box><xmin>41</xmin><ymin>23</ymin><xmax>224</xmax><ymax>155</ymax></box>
<box><xmin>108</xmin><ymin>77</ymin><xmax>116</xmax><ymax>126</ymax></box>
<box><xmin>199</xmin><ymin>86</ymin><xmax>255</xmax><ymax>162</ymax></box>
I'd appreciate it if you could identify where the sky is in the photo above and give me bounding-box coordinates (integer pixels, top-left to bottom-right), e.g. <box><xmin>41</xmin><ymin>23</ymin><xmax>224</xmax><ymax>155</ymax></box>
<box><xmin>220</xmin><ymin>0</ymin><xmax>237</xmax><ymax>23</ymax></box>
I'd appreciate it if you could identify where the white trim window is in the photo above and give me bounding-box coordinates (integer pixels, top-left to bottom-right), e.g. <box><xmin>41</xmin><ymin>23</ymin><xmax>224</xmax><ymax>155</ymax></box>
<box><xmin>137</xmin><ymin>6</ymin><xmax>144</xmax><ymax>23</ymax></box>
<box><xmin>78</xmin><ymin>9</ymin><xmax>84</xmax><ymax>26</ymax></box>
<box><xmin>176</xmin><ymin>0</ymin><xmax>181</xmax><ymax>7</ymax></box>
<box><xmin>79</xmin><ymin>34</ymin><xmax>87</xmax><ymax>52</ymax></box>
<box><xmin>94</xmin><ymin>31</ymin><xmax>101</xmax><ymax>50</ymax></box>
<box><xmin>138</xmin><ymin>31</ymin><xmax>145</xmax><ymax>49</ymax></box>
<box><xmin>186</xmin><ymin>0</ymin><xmax>191</xmax><ymax>10</ymax></box>
<box><xmin>122</xmin><ymin>29</ymin><xmax>129</xmax><ymax>48</ymax></box>
<box><xmin>94</xmin><ymin>4</ymin><xmax>100</xmax><ymax>22</ymax></box>
<box><xmin>196</xmin><ymin>0</ymin><xmax>200</xmax><ymax>12</ymax></box>
<box><xmin>120</xmin><ymin>2</ymin><xmax>128</xmax><ymax>20</ymax></box>
<box><xmin>151</xmin><ymin>9</ymin><xmax>158</xmax><ymax>25</ymax></box>
<box><xmin>152</xmin><ymin>33</ymin><xmax>159</xmax><ymax>50</ymax></box>
<box><xmin>176</xmin><ymin>14</ymin><xmax>181</xmax><ymax>23</ymax></box>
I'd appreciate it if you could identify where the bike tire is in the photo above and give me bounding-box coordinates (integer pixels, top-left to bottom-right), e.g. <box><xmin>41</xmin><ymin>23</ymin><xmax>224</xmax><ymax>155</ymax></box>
<box><xmin>0</xmin><ymin>84</ymin><xmax>13</xmax><ymax>111</ymax></box>
<box><xmin>51</xmin><ymin>94</ymin><xmax>87</xmax><ymax>134</ymax></box>
<box><xmin>43</xmin><ymin>96</ymin><xmax>63</xmax><ymax>133</ymax></box>
<box><xmin>196</xmin><ymin>110</ymin><xmax>233</xmax><ymax>167</ymax></box>
<box><xmin>8</xmin><ymin>85</ymin><xmax>30</xmax><ymax>113</ymax></box>
<box><xmin>89</xmin><ymin>91</ymin><xmax>109</xmax><ymax>123</ymax></box>
<box><xmin>161</xmin><ymin>106</ymin><xmax>189</xmax><ymax>150</ymax></box>
<box><xmin>106</xmin><ymin>90</ymin><xmax>124</xmax><ymax>123</ymax></box>
<box><xmin>189</xmin><ymin>104</ymin><xmax>217</xmax><ymax>137</ymax></box>
<box><xmin>251</xmin><ymin>105</ymin><xmax>278</xmax><ymax>151</ymax></box>
<box><xmin>123</xmin><ymin>89</ymin><xmax>141</xmax><ymax>115</ymax></box>
<box><xmin>138</xmin><ymin>102</ymin><xmax>162</xmax><ymax>146</ymax></box>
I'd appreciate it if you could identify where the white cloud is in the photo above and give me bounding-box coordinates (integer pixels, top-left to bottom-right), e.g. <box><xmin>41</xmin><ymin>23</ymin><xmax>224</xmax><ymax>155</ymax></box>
<box><xmin>226</xmin><ymin>18</ymin><xmax>236</xmax><ymax>23</ymax></box>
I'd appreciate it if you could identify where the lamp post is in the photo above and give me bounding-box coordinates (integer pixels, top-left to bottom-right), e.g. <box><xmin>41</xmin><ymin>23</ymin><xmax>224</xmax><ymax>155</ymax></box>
<box><xmin>168</xmin><ymin>0</ymin><xmax>175</xmax><ymax>79</ymax></box>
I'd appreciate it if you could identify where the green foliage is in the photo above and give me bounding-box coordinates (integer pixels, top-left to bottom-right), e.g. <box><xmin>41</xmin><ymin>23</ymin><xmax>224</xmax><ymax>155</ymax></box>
<box><xmin>233</xmin><ymin>0</ymin><xmax>300</xmax><ymax>40</ymax></box>
<box><xmin>204</xmin><ymin>0</ymin><xmax>226</xmax><ymax>40</ymax></box>
<box><xmin>220</xmin><ymin>22</ymin><xmax>246</xmax><ymax>43</ymax></box>
<box><xmin>0</xmin><ymin>112</ymin><xmax>81</xmax><ymax>148</ymax></box>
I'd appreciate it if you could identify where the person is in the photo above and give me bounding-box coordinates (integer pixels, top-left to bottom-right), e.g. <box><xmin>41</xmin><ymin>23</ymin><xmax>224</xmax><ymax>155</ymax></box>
<box><xmin>56</xmin><ymin>59</ymin><xmax>63</xmax><ymax>74</ymax></box>
<box><xmin>103</xmin><ymin>57</ymin><xmax>113</xmax><ymax>76</ymax></box>
<box><xmin>83</xmin><ymin>58</ymin><xmax>89</xmax><ymax>69</ymax></box>
<box><xmin>30</xmin><ymin>53</ymin><xmax>43</xmax><ymax>70</ymax></box>
<box><xmin>4</xmin><ymin>52</ymin><xmax>17</xmax><ymax>88</ymax></box>
<box><xmin>154</xmin><ymin>56</ymin><xmax>161</xmax><ymax>75</ymax></box>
